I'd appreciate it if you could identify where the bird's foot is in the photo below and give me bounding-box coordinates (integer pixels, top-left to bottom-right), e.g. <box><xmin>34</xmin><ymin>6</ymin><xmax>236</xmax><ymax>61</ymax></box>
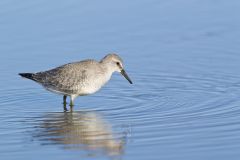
<box><xmin>63</xmin><ymin>102</ymin><xmax>68</xmax><ymax>112</ymax></box>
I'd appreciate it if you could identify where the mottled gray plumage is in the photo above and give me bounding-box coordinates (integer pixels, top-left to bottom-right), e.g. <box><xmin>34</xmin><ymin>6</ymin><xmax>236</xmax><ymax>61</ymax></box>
<box><xmin>19</xmin><ymin>53</ymin><xmax>132</xmax><ymax>109</ymax></box>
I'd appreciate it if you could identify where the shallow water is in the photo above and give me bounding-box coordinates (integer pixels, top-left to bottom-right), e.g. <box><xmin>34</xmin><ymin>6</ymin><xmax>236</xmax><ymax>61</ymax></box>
<box><xmin>1</xmin><ymin>0</ymin><xmax>240</xmax><ymax>160</ymax></box>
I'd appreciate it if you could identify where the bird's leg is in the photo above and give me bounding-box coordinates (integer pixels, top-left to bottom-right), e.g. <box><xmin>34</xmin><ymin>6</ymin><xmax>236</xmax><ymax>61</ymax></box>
<box><xmin>70</xmin><ymin>95</ymin><xmax>75</xmax><ymax>109</ymax></box>
<box><xmin>63</xmin><ymin>95</ymin><xmax>68</xmax><ymax>111</ymax></box>
<box><xmin>69</xmin><ymin>95</ymin><xmax>77</xmax><ymax>111</ymax></box>
<box><xmin>70</xmin><ymin>102</ymin><xmax>74</xmax><ymax>112</ymax></box>
<box><xmin>63</xmin><ymin>105</ymin><xmax>68</xmax><ymax>112</ymax></box>
<box><xmin>70</xmin><ymin>100</ymin><xmax>74</xmax><ymax>107</ymax></box>
<box><xmin>63</xmin><ymin>95</ymin><xmax>67</xmax><ymax>104</ymax></box>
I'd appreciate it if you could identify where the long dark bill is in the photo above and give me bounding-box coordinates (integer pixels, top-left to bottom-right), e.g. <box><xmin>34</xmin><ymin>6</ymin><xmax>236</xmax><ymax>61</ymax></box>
<box><xmin>121</xmin><ymin>69</ymin><xmax>133</xmax><ymax>84</ymax></box>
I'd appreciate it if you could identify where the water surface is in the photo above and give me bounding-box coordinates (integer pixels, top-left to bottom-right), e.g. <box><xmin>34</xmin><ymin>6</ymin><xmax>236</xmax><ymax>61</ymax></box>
<box><xmin>1</xmin><ymin>0</ymin><xmax>240</xmax><ymax>160</ymax></box>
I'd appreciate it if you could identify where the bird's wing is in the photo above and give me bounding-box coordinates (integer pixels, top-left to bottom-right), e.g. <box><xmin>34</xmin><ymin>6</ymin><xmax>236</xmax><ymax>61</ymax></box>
<box><xmin>33</xmin><ymin>60</ymin><xmax>102</xmax><ymax>93</ymax></box>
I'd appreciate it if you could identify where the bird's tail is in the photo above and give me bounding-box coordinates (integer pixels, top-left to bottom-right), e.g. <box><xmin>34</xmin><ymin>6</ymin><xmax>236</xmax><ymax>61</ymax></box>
<box><xmin>19</xmin><ymin>73</ymin><xmax>35</xmax><ymax>81</ymax></box>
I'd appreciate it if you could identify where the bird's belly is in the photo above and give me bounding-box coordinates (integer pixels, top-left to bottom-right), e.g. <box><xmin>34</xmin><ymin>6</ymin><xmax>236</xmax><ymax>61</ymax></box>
<box><xmin>43</xmin><ymin>84</ymin><xmax>101</xmax><ymax>96</ymax></box>
<box><xmin>45</xmin><ymin>87</ymin><xmax>71</xmax><ymax>95</ymax></box>
<box><xmin>77</xmin><ymin>77</ymin><xmax>109</xmax><ymax>95</ymax></box>
<box><xmin>77</xmin><ymin>84</ymin><xmax>103</xmax><ymax>95</ymax></box>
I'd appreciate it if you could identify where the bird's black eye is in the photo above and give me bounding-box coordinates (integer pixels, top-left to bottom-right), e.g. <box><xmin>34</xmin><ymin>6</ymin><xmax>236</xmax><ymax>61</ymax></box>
<box><xmin>116</xmin><ymin>62</ymin><xmax>120</xmax><ymax>66</ymax></box>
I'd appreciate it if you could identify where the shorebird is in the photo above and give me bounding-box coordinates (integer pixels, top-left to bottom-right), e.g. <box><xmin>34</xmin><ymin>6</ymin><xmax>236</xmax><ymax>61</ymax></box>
<box><xmin>19</xmin><ymin>54</ymin><xmax>132</xmax><ymax>108</ymax></box>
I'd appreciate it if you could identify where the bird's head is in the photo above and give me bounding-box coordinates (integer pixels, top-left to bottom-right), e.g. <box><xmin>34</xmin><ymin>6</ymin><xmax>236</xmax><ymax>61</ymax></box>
<box><xmin>101</xmin><ymin>53</ymin><xmax>133</xmax><ymax>84</ymax></box>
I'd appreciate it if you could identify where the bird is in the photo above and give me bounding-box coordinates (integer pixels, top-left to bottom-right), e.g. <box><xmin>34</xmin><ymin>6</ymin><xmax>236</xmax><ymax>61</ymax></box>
<box><xmin>19</xmin><ymin>53</ymin><xmax>132</xmax><ymax>109</ymax></box>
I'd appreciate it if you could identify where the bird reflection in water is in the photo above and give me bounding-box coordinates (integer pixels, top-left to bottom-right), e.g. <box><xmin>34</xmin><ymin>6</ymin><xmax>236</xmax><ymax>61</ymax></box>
<box><xmin>35</xmin><ymin>111</ymin><xmax>128</xmax><ymax>157</ymax></box>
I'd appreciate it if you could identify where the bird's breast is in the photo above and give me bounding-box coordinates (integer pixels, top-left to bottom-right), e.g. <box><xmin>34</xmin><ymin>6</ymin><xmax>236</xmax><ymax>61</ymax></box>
<box><xmin>77</xmin><ymin>72</ymin><xmax>112</xmax><ymax>95</ymax></box>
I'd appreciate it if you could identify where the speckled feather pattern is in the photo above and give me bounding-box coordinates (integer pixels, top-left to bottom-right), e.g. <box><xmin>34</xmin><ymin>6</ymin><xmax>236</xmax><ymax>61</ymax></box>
<box><xmin>32</xmin><ymin>60</ymin><xmax>110</xmax><ymax>95</ymax></box>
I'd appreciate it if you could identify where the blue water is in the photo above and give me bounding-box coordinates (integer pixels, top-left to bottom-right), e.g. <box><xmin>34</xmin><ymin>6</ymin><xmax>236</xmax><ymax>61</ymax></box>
<box><xmin>1</xmin><ymin>0</ymin><xmax>240</xmax><ymax>159</ymax></box>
